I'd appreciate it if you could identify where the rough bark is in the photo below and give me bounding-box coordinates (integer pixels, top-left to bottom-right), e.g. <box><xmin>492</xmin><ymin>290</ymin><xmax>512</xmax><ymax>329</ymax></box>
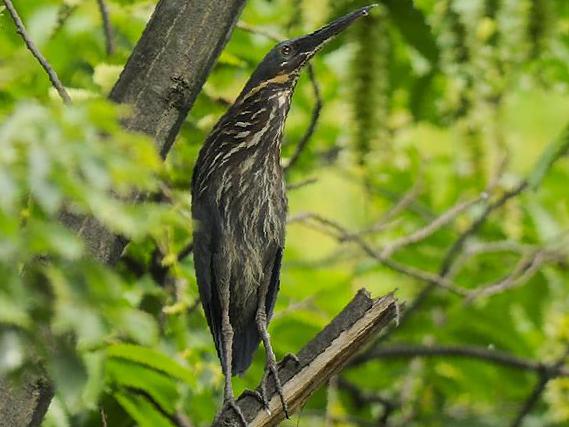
<box><xmin>0</xmin><ymin>377</ymin><xmax>53</xmax><ymax>427</ymax></box>
<box><xmin>213</xmin><ymin>290</ymin><xmax>400</xmax><ymax>427</ymax></box>
<box><xmin>0</xmin><ymin>1</ymin><xmax>246</xmax><ymax>425</ymax></box>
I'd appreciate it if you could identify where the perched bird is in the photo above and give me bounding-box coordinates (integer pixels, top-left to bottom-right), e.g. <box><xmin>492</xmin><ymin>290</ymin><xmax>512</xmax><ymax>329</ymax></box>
<box><xmin>191</xmin><ymin>5</ymin><xmax>375</xmax><ymax>423</ymax></box>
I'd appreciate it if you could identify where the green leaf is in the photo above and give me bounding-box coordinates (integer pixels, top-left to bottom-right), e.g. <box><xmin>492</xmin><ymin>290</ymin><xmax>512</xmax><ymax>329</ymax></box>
<box><xmin>106</xmin><ymin>359</ymin><xmax>179</xmax><ymax>413</ymax></box>
<box><xmin>528</xmin><ymin>123</ymin><xmax>569</xmax><ymax>190</ymax></box>
<box><xmin>382</xmin><ymin>0</ymin><xmax>439</xmax><ymax>65</ymax></box>
<box><xmin>114</xmin><ymin>391</ymin><xmax>174</xmax><ymax>427</ymax></box>
<box><xmin>49</xmin><ymin>346</ymin><xmax>89</xmax><ymax>412</ymax></box>
<box><xmin>115</xmin><ymin>308</ymin><xmax>159</xmax><ymax>346</ymax></box>
<box><xmin>106</xmin><ymin>343</ymin><xmax>195</xmax><ymax>385</ymax></box>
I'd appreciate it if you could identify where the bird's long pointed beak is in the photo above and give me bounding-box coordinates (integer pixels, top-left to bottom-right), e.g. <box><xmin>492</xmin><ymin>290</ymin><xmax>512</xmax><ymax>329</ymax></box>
<box><xmin>296</xmin><ymin>4</ymin><xmax>377</xmax><ymax>59</ymax></box>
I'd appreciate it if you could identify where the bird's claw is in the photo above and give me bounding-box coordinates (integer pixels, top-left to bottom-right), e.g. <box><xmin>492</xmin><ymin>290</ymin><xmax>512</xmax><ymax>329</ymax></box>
<box><xmin>262</xmin><ymin>359</ymin><xmax>290</xmax><ymax>419</ymax></box>
<box><xmin>241</xmin><ymin>389</ymin><xmax>271</xmax><ymax>415</ymax></box>
<box><xmin>222</xmin><ymin>397</ymin><xmax>248</xmax><ymax>427</ymax></box>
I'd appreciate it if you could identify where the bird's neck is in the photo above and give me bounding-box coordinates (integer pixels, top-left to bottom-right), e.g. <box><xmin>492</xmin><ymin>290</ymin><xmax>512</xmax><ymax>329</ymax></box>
<box><xmin>229</xmin><ymin>84</ymin><xmax>295</xmax><ymax>153</ymax></box>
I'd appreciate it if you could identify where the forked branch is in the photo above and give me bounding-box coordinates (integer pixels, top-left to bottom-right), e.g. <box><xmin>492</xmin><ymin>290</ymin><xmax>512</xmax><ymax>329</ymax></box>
<box><xmin>213</xmin><ymin>290</ymin><xmax>400</xmax><ymax>426</ymax></box>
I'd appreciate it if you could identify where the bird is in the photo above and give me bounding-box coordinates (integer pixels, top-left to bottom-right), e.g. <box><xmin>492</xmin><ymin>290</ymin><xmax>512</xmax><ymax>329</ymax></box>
<box><xmin>191</xmin><ymin>5</ymin><xmax>375</xmax><ymax>424</ymax></box>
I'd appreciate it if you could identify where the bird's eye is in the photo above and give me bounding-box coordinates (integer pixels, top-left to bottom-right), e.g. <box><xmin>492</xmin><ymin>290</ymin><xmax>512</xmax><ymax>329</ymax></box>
<box><xmin>280</xmin><ymin>44</ymin><xmax>293</xmax><ymax>57</ymax></box>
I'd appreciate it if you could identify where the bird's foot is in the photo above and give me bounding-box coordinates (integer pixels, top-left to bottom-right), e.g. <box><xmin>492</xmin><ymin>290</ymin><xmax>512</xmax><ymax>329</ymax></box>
<box><xmin>241</xmin><ymin>389</ymin><xmax>271</xmax><ymax>415</ymax></box>
<box><xmin>261</xmin><ymin>358</ymin><xmax>290</xmax><ymax>419</ymax></box>
<box><xmin>222</xmin><ymin>397</ymin><xmax>248</xmax><ymax>427</ymax></box>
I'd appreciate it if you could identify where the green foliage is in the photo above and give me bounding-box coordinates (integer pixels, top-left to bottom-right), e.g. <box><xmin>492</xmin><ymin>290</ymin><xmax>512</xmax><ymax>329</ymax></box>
<box><xmin>1</xmin><ymin>0</ymin><xmax>569</xmax><ymax>426</ymax></box>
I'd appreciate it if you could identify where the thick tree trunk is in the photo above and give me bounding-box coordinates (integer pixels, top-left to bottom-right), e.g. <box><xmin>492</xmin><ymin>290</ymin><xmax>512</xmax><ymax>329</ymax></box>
<box><xmin>0</xmin><ymin>1</ymin><xmax>246</xmax><ymax>425</ymax></box>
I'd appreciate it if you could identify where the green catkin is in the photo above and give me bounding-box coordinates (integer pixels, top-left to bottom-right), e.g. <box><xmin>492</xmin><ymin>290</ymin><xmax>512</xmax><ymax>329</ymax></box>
<box><xmin>50</xmin><ymin>3</ymin><xmax>79</xmax><ymax>40</ymax></box>
<box><xmin>437</xmin><ymin>0</ymin><xmax>471</xmax><ymax>119</ymax></box>
<box><xmin>351</xmin><ymin>8</ymin><xmax>391</xmax><ymax>166</ymax></box>
<box><xmin>527</xmin><ymin>0</ymin><xmax>548</xmax><ymax>59</ymax></box>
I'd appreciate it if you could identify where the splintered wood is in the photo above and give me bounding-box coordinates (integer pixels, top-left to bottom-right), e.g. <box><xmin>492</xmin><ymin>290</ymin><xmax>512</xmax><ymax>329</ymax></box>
<box><xmin>213</xmin><ymin>289</ymin><xmax>400</xmax><ymax>427</ymax></box>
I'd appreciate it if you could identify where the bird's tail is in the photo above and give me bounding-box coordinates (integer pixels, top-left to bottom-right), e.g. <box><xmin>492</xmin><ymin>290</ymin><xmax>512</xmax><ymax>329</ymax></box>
<box><xmin>231</xmin><ymin>320</ymin><xmax>261</xmax><ymax>376</ymax></box>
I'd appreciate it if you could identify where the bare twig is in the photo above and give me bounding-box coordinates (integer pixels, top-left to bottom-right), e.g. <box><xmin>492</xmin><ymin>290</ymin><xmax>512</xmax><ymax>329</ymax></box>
<box><xmin>466</xmin><ymin>250</ymin><xmax>554</xmax><ymax>300</ymax></box>
<box><xmin>285</xmin><ymin>65</ymin><xmax>323</xmax><ymax>171</ymax></box>
<box><xmin>100</xmin><ymin>407</ymin><xmax>108</xmax><ymax>427</ymax></box>
<box><xmin>380</xmin><ymin>192</ymin><xmax>488</xmax><ymax>258</ymax></box>
<box><xmin>50</xmin><ymin>3</ymin><xmax>78</xmax><ymax>39</ymax></box>
<box><xmin>236</xmin><ymin>22</ymin><xmax>282</xmax><ymax>42</ymax></box>
<box><xmin>341</xmin><ymin>180</ymin><xmax>422</xmax><ymax>242</ymax></box>
<box><xmin>338</xmin><ymin>378</ymin><xmax>398</xmax><ymax>424</ymax></box>
<box><xmin>446</xmin><ymin>240</ymin><xmax>537</xmax><ymax>279</ymax></box>
<box><xmin>510</xmin><ymin>374</ymin><xmax>549</xmax><ymax>427</ymax></box>
<box><xmin>510</xmin><ymin>345</ymin><xmax>569</xmax><ymax>427</ymax></box>
<box><xmin>374</xmin><ymin>186</ymin><xmax>435</xmax><ymax>222</ymax></box>
<box><xmin>440</xmin><ymin>181</ymin><xmax>529</xmax><ymax>276</ymax></box>
<box><xmin>213</xmin><ymin>291</ymin><xmax>400</xmax><ymax>426</ymax></box>
<box><xmin>177</xmin><ymin>241</ymin><xmax>194</xmax><ymax>262</ymax></box>
<box><xmin>379</xmin><ymin>180</ymin><xmax>424</xmax><ymax>225</ymax></box>
<box><xmin>350</xmin><ymin>344</ymin><xmax>569</xmax><ymax>378</ymax></box>
<box><xmin>287</xmin><ymin>177</ymin><xmax>318</xmax><ymax>191</ymax></box>
<box><xmin>96</xmin><ymin>0</ymin><xmax>115</xmax><ymax>55</ymax></box>
<box><xmin>398</xmin><ymin>180</ymin><xmax>530</xmax><ymax>327</ymax></box>
<box><xmin>291</xmin><ymin>212</ymin><xmax>467</xmax><ymax>295</ymax></box>
<box><xmin>3</xmin><ymin>0</ymin><xmax>71</xmax><ymax>104</ymax></box>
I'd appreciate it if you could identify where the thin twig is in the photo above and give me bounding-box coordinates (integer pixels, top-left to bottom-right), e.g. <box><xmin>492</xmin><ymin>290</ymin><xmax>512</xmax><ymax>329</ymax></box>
<box><xmin>350</xmin><ymin>344</ymin><xmax>569</xmax><ymax>378</ymax></box>
<box><xmin>100</xmin><ymin>407</ymin><xmax>108</xmax><ymax>427</ymax></box>
<box><xmin>285</xmin><ymin>64</ymin><xmax>323</xmax><ymax>171</ymax></box>
<box><xmin>440</xmin><ymin>181</ymin><xmax>528</xmax><ymax>276</ymax></box>
<box><xmin>96</xmin><ymin>0</ymin><xmax>115</xmax><ymax>56</ymax></box>
<box><xmin>3</xmin><ymin>0</ymin><xmax>71</xmax><ymax>104</ymax></box>
<box><xmin>177</xmin><ymin>241</ymin><xmax>194</xmax><ymax>262</ymax></box>
<box><xmin>341</xmin><ymin>180</ymin><xmax>422</xmax><ymax>241</ymax></box>
<box><xmin>510</xmin><ymin>345</ymin><xmax>569</xmax><ymax>427</ymax></box>
<box><xmin>287</xmin><ymin>177</ymin><xmax>318</xmax><ymax>191</ymax></box>
<box><xmin>236</xmin><ymin>22</ymin><xmax>282</xmax><ymax>42</ymax></box>
<box><xmin>446</xmin><ymin>240</ymin><xmax>537</xmax><ymax>279</ymax></box>
<box><xmin>291</xmin><ymin>212</ymin><xmax>467</xmax><ymax>295</ymax></box>
<box><xmin>466</xmin><ymin>250</ymin><xmax>552</xmax><ymax>301</ymax></box>
<box><xmin>398</xmin><ymin>180</ymin><xmax>529</xmax><ymax>327</ymax></box>
<box><xmin>380</xmin><ymin>192</ymin><xmax>488</xmax><ymax>258</ymax></box>
<box><xmin>509</xmin><ymin>374</ymin><xmax>549</xmax><ymax>427</ymax></box>
<box><xmin>339</xmin><ymin>378</ymin><xmax>399</xmax><ymax>426</ymax></box>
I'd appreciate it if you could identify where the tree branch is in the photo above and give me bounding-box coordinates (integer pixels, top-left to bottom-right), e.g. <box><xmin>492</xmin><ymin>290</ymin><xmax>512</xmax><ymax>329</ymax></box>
<box><xmin>349</xmin><ymin>344</ymin><xmax>569</xmax><ymax>377</ymax></box>
<box><xmin>96</xmin><ymin>0</ymin><xmax>115</xmax><ymax>56</ymax></box>
<box><xmin>510</xmin><ymin>345</ymin><xmax>569</xmax><ymax>427</ymax></box>
<box><xmin>0</xmin><ymin>376</ymin><xmax>54</xmax><ymax>427</ymax></box>
<box><xmin>3</xmin><ymin>0</ymin><xmax>71</xmax><ymax>104</ymax></box>
<box><xmin>212</xmin><ymin>290</ymin><xmax>400</xmax><ymax>426</ymax></box>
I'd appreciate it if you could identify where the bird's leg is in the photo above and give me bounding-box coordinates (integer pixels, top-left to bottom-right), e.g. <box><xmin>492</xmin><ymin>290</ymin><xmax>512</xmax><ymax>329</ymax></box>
<box><xmin>219</xmin><ymin>285</ymin><xmax>248</xmax><ymax>426</ymax></box>
<box><xmin>255</xmin><ymin>305</ymin><xmax>289</xmax><ymax>418</ymax></box>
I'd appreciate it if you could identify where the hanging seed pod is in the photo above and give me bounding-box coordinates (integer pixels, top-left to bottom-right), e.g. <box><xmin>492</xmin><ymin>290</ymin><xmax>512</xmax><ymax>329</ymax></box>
<box><xmin>351</xmin><ymin>7</ymin><xmax>392</xmax><ymax>165</ymax></box>
<box><xmin>527</xmin><ymin>0</ymin><xmax>548</xmax><ymax>60</ymax></box>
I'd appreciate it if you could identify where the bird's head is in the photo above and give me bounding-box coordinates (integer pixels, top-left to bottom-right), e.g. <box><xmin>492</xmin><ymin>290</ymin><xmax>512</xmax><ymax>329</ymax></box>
<box><xmin>239</xmin><ymin>5</ymin><xmax>376</xmax><ymax>98</ymax></box>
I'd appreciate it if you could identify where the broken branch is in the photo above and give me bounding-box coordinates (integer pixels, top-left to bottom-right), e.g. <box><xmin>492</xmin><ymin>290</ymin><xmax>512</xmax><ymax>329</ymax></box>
<box><xmin>212</xmin><ymin>290</ymin><xmax>400</xmax><ymax>426</ymax></box>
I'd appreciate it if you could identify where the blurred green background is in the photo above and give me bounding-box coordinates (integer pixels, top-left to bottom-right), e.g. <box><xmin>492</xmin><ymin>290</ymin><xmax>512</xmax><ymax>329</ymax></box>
<box><xmin>1</xmin><ymin>0</ymin><xmax>569</xmax><ymax>426</ymax></box>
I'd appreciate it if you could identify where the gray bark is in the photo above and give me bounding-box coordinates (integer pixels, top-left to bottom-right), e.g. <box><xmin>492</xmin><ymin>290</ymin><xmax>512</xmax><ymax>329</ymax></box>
<box><xmin>0</xmin><ymin>0</ymin><xmax>246</xmax><ymax>425</ymax></box>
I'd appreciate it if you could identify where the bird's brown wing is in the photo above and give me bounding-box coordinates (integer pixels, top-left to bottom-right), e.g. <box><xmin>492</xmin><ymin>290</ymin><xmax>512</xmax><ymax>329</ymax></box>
<box><xmin>192</xmin><ymin>199</ymin><xmax>224</xmax><ymax>364</ymax></box>
<box><xmin>265</xmin><ymin>247</ymin><xmax>283</xmax><ymax>321</ymax></box>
